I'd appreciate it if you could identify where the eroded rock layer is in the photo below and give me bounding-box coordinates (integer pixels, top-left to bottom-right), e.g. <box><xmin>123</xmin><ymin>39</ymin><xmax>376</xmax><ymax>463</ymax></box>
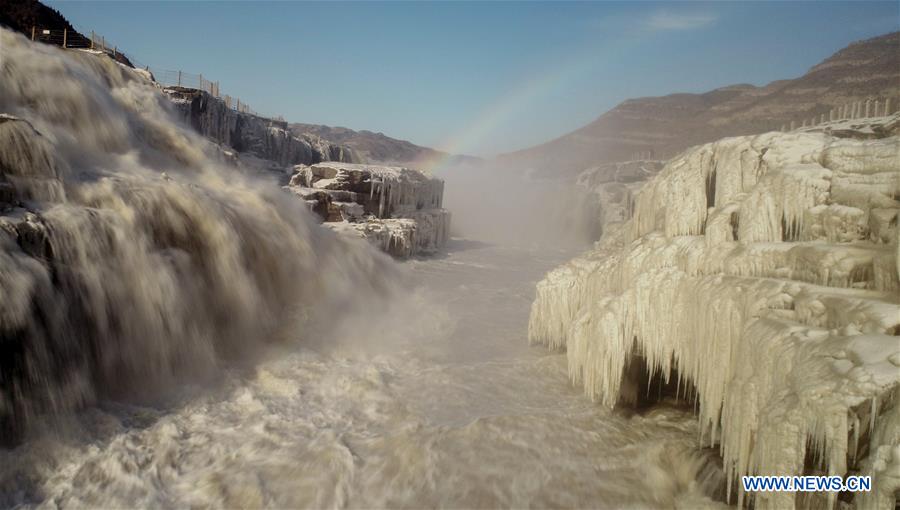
<box><xmin>285</xmin><ymin>162</ymin><xmax>450</xmax><ymax>257</ymax></box>
<box><xmin>164</xmin><ymin>88</ymin><xmax>357</xmax><ymax>167</ymax></box>
<box><xmin>529</xmin><ymin>123</ymin><xmax>900</xmax><ymax>508</ymax></box>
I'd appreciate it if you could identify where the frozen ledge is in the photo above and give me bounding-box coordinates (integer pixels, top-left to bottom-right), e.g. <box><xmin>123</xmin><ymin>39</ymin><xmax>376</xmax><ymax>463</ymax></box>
<box><xmin>285</xmin><ymin>162</ymin><xmax>450</xmax><ymax>258</ymax></box>
<box><xmin>529</xmin><ymin>130</ymin><xmax>900</xmax><ymax>508</ymax></box>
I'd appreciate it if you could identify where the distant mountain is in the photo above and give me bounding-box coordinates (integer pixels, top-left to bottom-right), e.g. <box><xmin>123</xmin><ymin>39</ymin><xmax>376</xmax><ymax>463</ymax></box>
<box><xmin>501</xmin><ymin>31</ymin><xmax>900</xmax><ymax>176</ymax></box>
<box><xmin>289</xmin><ymin>123</ymin><xmax>480</xmax><ymax>168</ymax></box>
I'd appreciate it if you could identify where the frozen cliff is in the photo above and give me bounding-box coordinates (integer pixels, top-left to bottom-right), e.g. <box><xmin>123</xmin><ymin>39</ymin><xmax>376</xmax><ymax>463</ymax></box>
<box><xmin>285</xmin><ymin>162</ymin><xmax>450</xmax><ymax>258</ymax></box>
<box><xmin>576</xmin><ymin>159</ymin><xmax>665</xmax><ymax>239</ymax></box>
<box><xmin>164</xmin><ymin>87</ymin><xmax>357</xmax><ymax>168</ymax></box>
<box><xmin>529</xmin><ymin>118</ymin><xmax>900</xmax><ymax>508</ymax></box>
<box><xmin>0</xmin><ymin>29</ymin><xmax>397</xmax><ymax>444</ymax></box>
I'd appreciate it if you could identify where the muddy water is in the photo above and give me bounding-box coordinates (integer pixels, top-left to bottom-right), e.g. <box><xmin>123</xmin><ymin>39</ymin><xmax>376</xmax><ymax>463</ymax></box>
<box><xmin>1</xmin><ymin>241</ymin><xmax>723</xmax><ymax>509</ymax></box>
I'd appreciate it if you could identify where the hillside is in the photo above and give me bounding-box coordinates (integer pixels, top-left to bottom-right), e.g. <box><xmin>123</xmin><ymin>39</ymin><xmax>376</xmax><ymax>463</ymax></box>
<box><xmin>0</xmin><ymin>0</ymin><xmax>72</xmax><ymax>36</ymax></box>
<box><xmin>290</xmin><ymin>123</ymin><xmax>444</xmax><ymax>166</ymax></box>
<box><xmin>502</xmin><ymin>31</ymin><xmax>900</xmax><ymax>177</ymax></box>
<box><xmin>0</xmin><ymin>0</ymin><xmax>134</xmax><ymax>67</ymax></box>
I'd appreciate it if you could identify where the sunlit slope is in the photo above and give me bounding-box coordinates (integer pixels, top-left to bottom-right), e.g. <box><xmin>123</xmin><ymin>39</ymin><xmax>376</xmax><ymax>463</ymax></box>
<box><xmin>503</xmin><ymin>31</ymin><xmax>900</xmax><ymax>176</ymax></box>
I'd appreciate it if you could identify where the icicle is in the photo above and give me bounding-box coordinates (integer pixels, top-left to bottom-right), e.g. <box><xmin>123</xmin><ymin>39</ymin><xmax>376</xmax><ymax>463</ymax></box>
<box><xmin>529</xmin><ymin>128</ymin><xmax>900</xmax><ymax>509</ymax></box>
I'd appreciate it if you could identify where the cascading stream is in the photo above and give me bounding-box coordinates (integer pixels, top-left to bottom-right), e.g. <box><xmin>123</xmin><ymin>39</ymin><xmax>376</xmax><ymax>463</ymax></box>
<box><xmin>0</xmin><ymin>28</ymin><xmax>397</xmax><ymax>441</ymax></box>
<box><xmin>1</xmin><ymin>28</ymin><xmax>727</xmax><ymax>509</ymax></box>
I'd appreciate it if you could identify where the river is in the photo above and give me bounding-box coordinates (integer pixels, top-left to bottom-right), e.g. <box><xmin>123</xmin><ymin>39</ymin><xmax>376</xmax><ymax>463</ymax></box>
<box><xmin>1</xmin><ymin>239</ymin><xmax>725</xmax><ymax>509</ymax></box>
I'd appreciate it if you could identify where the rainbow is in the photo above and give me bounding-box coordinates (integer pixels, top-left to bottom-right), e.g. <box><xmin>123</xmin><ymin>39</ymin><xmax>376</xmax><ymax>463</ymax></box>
<box><xmin>421</xmin><ymin>40</ymin><xmax>629</xmax><ymax>175</ymax></box>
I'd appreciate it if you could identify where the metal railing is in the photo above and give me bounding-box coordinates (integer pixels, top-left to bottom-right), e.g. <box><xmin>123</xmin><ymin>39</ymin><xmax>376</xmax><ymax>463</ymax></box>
<box><xmin>30</xmin><ymin>26</ymin><xmax>128</xmax><ymax>62</ymax></box>
<box><xmin>781</xmin><ymin>97</ymin><xmax>897</xmax><ymax>131</ymax></box>
<box><xmin>148</xmin><ymin>68</ymin><xmax>259</xmax><ymax>117</ymax></box>
<box><xmin>29</xmin><ymin>26</ymin><xmax>280</xmax><ymax>121</ymax></box>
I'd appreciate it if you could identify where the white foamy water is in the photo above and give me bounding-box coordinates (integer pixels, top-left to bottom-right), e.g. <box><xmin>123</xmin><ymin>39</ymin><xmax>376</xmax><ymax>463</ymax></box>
<box><xmin>1</xmin><ymin>242</ymin><xmax>726</xmax><ymax>509</ymax></box>
<box><xmin>1</xmin><ymin>27</ymin><xmax>725</xmax><ymax>510</ymax></box>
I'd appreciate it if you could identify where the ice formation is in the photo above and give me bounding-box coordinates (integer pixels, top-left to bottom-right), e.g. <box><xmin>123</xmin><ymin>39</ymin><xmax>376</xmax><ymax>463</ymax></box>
<box><xmin>285</xmin><ymin>162</ymin><xmax>450</xmax><ymax>257</ymax></box>
<box><xmin>0</xmin><ymin>29</ymin><xmax>396</xmax><ymax>442</ymax></box>
<box><xmin>529</xmin><ymin>126</ymin><xmax>900</xmax><ymax>508</ymax></box>
<box><xmin>163</xmin><ymin>88</ymin><xmax>356</xmax><ymax>167</ymax></box>
<box><xmin>576</xmin><ymin>160</ymin><xmax>665</xmax><ymax>238</ymax></box>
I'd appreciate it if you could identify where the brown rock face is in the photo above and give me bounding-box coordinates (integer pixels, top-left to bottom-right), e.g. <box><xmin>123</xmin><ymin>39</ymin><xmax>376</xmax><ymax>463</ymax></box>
<box><xmin>502</xmin><ymin>31</ymin><xmax>900</xmax><ymax>177</ymax></box>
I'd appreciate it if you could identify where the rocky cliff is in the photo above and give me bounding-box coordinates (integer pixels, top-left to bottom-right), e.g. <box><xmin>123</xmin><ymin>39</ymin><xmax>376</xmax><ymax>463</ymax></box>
<box><xmin>290</xmin><ymin>123</ymin><xmax>441</xmax><ymax>166</ymax></box>
<box><xmin>289</xmin><ymin>123</ymin><xmax>482</xmax><ymax>168</ymax></box>
<box><xmin>285</xmin><ymin>162</ymin><xmax>450</xmax><ymax>258</ymax></box>
<box><xmin>529</xmin><ymin>116</ymin><xmax>900</xmax><ymax>508</ymax></box>
<box><xmin>164</xmin><ymin>88</ymin><xmax>356</xmax><ymax>169</ymax></box>
<box><xmin>503</xmin><ymin>32</ymin><xmax>900</xmax><ymax>177</ymax></box>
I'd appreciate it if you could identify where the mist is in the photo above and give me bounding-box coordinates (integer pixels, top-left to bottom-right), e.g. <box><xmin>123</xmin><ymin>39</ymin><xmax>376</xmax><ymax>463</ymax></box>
<box><xmin>437</xmin><ymin>161</ymin><xmax>599</xmax><ymax>249</ymax></box>
<box><xmin>3</xmin><ymin>1</ymin><xmax>895</xmax><ymax>507</ymax></box>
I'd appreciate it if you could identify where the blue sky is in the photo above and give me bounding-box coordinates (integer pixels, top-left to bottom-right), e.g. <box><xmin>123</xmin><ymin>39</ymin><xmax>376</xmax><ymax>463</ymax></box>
<box><xmin>49</xmin><ymin>1</ymin><xmax>898</xmax><ymax>156</ymax></box>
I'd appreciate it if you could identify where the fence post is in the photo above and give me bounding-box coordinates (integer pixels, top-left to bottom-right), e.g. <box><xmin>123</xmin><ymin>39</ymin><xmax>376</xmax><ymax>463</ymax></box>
<box><xmin>886</xmin><ymin>98</ymin><xmax>892</xmax><ymax>116</ymax></box>
<box><xmin>101</xmin><ymin>36</ymin><xmax>106</xmax><ymax>51</ymax></box>
<box><xmin>199</xmin><ymin>73</ymin><xmax>203</xmax><ymax>91</ymax></box>
<box><xmin>63</xmin><ymin>28</ymin><xmax>67</xmax><ymax>48</ymax></box>
<box><xmin>90</xmin><ymin>31</ymin><xmax>95</xmax><ymax>49</ymax></box>
<box><xmin>178</xmin><ymin>70</ymin><xmax>182</xmax><ymax>87</ymax></box>
<box><xmin>31</xmin><ymin>26</ymin><xmax>35</xmax><ymax>40</ymax></box>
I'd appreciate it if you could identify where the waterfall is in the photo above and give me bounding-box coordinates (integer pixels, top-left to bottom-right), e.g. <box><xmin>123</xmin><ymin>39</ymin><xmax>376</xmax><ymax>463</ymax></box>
<box><xmin>0</xmin><ymin>29</ymin><xmax>394</xmax><ymax>443</ymax></box>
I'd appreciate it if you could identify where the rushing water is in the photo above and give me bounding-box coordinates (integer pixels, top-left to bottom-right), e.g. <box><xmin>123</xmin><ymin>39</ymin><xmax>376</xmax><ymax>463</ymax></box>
<box><xmin>1</xmin><ymin>28</ymin><xmax>727</xmax><ymax>509</ymax></box>
<box><xmin>1</xmin><ymin>242</ymin><xmax>725</xmax><ymax>509</ymax></box>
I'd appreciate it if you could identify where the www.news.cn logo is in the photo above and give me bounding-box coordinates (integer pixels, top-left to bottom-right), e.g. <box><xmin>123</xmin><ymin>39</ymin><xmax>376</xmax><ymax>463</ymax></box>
<box><xmin>742</xmin><ymin>475</ymin><xmax>871</xmax><ymax>493</ymax></box>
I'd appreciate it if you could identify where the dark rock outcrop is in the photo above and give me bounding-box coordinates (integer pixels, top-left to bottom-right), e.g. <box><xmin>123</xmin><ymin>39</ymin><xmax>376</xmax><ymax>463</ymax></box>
<box><xmin>164</xmin><ymin>88</ymin><xmax>357</xmax><ymax>167</ymax></box>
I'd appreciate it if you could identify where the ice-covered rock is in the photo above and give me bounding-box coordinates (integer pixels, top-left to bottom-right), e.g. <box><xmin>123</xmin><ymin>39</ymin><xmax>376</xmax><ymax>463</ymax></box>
<box><xmin>285</xmin><ymin>162</ymin><xmax>450</xmax><ymax>257</ymax></box>
<box><xmin>576</xmin><ymin>160</ymin><xmax>665</xmax><ymax>238</ymax></box>
<box><xmin>529</xmin><ymin>128</ymin><xmax>900</xmax><ymax>508</ymax></box>
<box><xmin>163</xmin><ymin>88</ymin><xmax>357</xmax><ymax>168</ymax></box>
